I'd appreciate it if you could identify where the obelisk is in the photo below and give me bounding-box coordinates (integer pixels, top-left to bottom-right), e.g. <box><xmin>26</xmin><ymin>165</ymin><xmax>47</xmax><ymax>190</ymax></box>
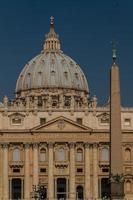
<box><xmin>110</xmin><ymin>44</ymin><xmax>124</xmax><ymax>199</ymax></box>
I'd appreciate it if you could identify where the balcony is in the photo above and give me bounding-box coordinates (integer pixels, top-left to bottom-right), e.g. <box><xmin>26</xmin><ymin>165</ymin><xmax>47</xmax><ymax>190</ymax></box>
<box><xmin>9</xmin><ymin>161</ymin><xmax>24</xmax><ymax>168</ymax></box>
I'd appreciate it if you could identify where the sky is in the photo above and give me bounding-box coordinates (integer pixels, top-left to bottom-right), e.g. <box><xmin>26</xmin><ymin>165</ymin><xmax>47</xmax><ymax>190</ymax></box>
<box><xmin>0</xmin><ymin>0</ymin><xmax>133</xmax><ymax>106</ymax></box>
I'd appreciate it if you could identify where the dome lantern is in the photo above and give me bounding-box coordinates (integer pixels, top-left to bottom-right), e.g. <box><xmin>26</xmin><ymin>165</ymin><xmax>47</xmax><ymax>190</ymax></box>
<box><xmin>43</xmin><ymin>16</ymin><xmax>61</xmax><ymax>52</ymax></box>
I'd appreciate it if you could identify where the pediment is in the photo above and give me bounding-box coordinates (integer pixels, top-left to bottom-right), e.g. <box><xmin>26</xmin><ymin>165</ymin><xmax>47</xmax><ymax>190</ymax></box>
<box><xmin>97</xmin><ymin>112</ymin><xmax>109</xmax><ymax>120</ymax></box>
<box><xmin>31</xmin><ymin>116</ymin><xmax>92</xmax><ymax>132</ymax></box>
<box><xmin>8</xmin><ymin>112</ymin><xmax>25</xmax><ymax>118</ymax></box>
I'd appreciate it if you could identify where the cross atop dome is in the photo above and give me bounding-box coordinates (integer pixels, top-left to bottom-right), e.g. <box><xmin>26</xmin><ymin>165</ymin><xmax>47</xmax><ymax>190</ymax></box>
<box><xmin>111</xmin><ymin>41</ymin><xmax>117</xmax><ymax>63</ymax></box>
<box><xmin>50</xmin><ymin>16</ymin><xmax>54</xmax><ymax>25</ymax></box>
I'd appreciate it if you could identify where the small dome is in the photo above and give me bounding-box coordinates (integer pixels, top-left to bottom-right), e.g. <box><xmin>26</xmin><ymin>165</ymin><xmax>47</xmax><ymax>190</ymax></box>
<box><xmin>16</xmin><ymin>17</ymin><xmax>89</xmax><ymax>96</ymax></box>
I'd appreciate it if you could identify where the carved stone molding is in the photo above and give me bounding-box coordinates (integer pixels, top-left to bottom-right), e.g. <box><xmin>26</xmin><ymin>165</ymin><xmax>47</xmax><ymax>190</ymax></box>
<box><xmin>57</xmin><ymin>119</ymin><xmax>65</xmax><ymax>130</ymax></box>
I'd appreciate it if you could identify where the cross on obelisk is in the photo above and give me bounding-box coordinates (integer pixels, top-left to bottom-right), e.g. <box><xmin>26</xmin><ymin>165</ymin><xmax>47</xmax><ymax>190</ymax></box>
<box><xmin>110</xmin><ymin>43</ymin><xmax>124</xmax><ymax>199</ymax></box>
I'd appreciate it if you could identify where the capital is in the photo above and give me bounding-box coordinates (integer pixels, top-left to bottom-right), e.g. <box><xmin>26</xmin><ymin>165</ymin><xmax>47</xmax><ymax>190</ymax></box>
<box><xmin>69</xmin><ymin>142</ymin><xmax>75</xmax><ymax>148</ymax></box>
<box><xmin>84</xmin><ymin>142</ymin><xmax>90</xmax><ymax>148</ymax></box>
<box><xmin>33</xmin><ymin>142</ymin><xmax>39</xmax><ymax>148</ymax></box>
<box><xmin>48</xmin><ymin>142</ymin><xmax>54</xmax><ymax>148</ymax></box>
<box><xmin>93</xmin><ymin>143</ymin><xmax>99</xmax><ymax>148</ymax></box>
<box><xmin>24</xmin><ymin>143</ymin><xmax>30</xmax><ymax>149</ymax></box>
<box><xmin>2</xmin><ymin>143</ymin><xmax>9</xmax><ymax>148</ymax></box>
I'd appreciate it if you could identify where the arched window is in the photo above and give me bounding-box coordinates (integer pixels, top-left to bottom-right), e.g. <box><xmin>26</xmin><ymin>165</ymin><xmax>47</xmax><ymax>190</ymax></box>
<box><xmin>56</xmin><ymin>148</ymin><xmax>65</xmax><ymax>161</ymax></box>
<box><xmin>76</xmin><ymin>185</ymin><xmax>84</xmax><ymax>200</ymax></box>
<box><xmin>126</xmin><ymin>180</ymin><xmax>131</xmax><ymax>192</ymax></box>
<box><xmin>13</xmin><ymin>148</ymin><xmax>20</xmax><ymax>161</ymax></box>
<box><xmin>76</xmin><ymin>148</ymin><xmax>83</xmax><ymax>162</ymax></box>
<box><xmin>125</xmin><ymin>148</ymin><xmax>131</xmax><ymax>161</ymax></box>
<box><xmin>40</xmin><ymin>148</ymin><xmax>46</xmax><ymax>162</ymax></box>
<box><xmin>101</xmin><ymin>148</ymin><xmax>109</xmax><ymax>161</ymax></box>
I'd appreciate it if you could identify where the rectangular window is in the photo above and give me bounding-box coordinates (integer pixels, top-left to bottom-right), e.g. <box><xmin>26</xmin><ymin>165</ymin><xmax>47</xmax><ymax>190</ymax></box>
<box><xmin>76</xmin><ymin>118</ymin><xmax>82</xmax><ymax>125</ymax></box>
<box><xmin>100</xmin><ymin>118</ymin><xmax>109</xmax><ymax>125</ymax></box>
<box><xmin>40</xmin><ymin>118</ymin><xmax>46</xmax><ymax>125</ymax></box>
<box><xmin>102</xmin><ymin>168</ymin><xmax>109</xmax><ymax>173</ymax></box>
<box><xmin>13</xmin><ymin>168</ymin><xmax>20</xmax><ymax>173</ymax></box>
<box><xmin>12</xmin><ymin>118</ymin><xmax>22</xmax><ymax>125</ymax></box>
<box><xmin>40</xmin><ymin>168</ymin><xmax>46</xmax><ymax>173</ymax></box>
<box><xmin>77</xmin><ymin>168</ymin><xmax>83</xmax><ymax>173</ymax></box>
<box><xmin>124</xmin><ymin>118</ymin><xmax>131</xmax><ymax>126</ymax></box>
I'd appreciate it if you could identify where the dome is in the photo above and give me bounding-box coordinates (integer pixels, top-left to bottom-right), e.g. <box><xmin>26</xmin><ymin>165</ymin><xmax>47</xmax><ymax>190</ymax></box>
<box><xmin>16</xmin><ymin>17</ymin><xmax>89</xmax><ymax>97</ymax></box>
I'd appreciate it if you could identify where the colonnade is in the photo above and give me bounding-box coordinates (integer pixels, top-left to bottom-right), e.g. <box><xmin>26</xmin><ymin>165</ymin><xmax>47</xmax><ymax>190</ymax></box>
<box><xmin>0</xmin><ymin>142</ymin><xmax>99</xmax><ymax>200</ymax></box>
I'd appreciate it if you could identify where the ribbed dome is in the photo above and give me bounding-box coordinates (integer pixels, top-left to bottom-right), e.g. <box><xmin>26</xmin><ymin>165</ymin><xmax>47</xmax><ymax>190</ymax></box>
<box><xmin>16</xmin><ymin>17</ymin><xmax>89</xmax><ymax>96</ymax></box>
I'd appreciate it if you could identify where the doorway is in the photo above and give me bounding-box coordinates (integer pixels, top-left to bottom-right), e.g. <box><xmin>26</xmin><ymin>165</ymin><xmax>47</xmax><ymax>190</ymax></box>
<box><xmin>57</xmin><ymin>178</ymin><xmax>66</xmax><ymax>199</ymax></box>
<box><xmin>39</xmin><ymin>185</ymin><xmax>47</xmax><ymax>199</ymax></box>
<box><xmin>101</xmin><ymin>178</ymin><xmax>110</xmax><ymax>198</ymax></box>
<box><xmin>76</xmin><ymin>185</ymin><xmax>84</xmax><ymax>200</ymax></box>
<box><xmin>12</xmin><ymin>178</ymin><xmax>21</xmax><ymax>200</ymax></box>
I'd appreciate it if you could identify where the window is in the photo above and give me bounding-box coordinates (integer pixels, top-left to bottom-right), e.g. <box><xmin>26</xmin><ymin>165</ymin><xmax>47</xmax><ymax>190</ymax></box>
<box><xmin>13</xmin><ymin>148</ymin><xmax>20</xmax><ymax>161</ymax></box>
<box><xmin>76</xmin><ymin>186</ymin><xmax>83</xmax><ymax>200</ymax></box>
<box><xmin>13</xmin><ymin>168</ymin><xmax>20</xmax><ymax>173</ymax></box>
<box><xmin>100</xmin><ymin>118</ymin><xmax>109</xmax><ymax>125</ymax></box>
<box><xmin>76</xmin><ymin>118</ymin><xmax>82</xmax><ymax>125</ymax></box>
<box><xmin>102</xmin><ymin>168</ymin><xmax>109</xmax><ymax>173</ymax></box>
<box><xmin>124</xmin><ymin>118</ymin><xmax>131</xmax><ymax>126</ymax></box>
<box><xmin>125</xmin><ymin>148</ymin><xmax>131</xmax><ymax>161</ymax></box>
<box><xmin>40</xmin><ymin>118</ymin><xmax>46</xmax><ymax>125</ymax></box>
<box><xmin>76</xmin><ymin>148</ymin><xmax>83</xmax><ymax>162</ymax></box>
<box><xmin>77</xmin><ymin>168</ymin><xmax>83</xmax><ymax>173</ymax></box>
<box><xmin>101</xmin><ymin>148</ymin><xmax>109</xmax><ymax>161</ymax></box>
<box><xmin>126</xmin><ymin>180</ymin><xmax>131</xmax><ymax>192</ymax></box>
<box><xmin>56</xmin><ymin>148</ymin><xmax>65</xmax><ymax>161</ymax></box>
<box><xmin>40</xmin><ymin>168</ymin><xmax>46</xmax><ymax>173</ymax></box>
<box><xmin>40</xmin><ymin>148</ymin><xmax>46</xmax><ymax>162</ymax></box>
<box><xmin>64</xmin><ymin>71</ymin><xmax>68</xmax><ymax>79</ymax></box>
<box><xmin>12</xmin><ymin>118</ymin><xmax>22</xmax><ymax>125</ymax></box>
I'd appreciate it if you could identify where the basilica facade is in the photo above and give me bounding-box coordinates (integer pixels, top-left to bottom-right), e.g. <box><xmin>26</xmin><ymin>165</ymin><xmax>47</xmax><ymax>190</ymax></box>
<box><xmin>0</xmin><ymin>17</ymin><xmax>132</xmax><ymax>200</ymax></box>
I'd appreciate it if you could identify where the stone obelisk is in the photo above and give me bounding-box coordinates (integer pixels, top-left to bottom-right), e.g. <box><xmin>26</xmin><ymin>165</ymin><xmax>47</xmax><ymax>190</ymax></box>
<box><xmin>110</xmin><ymin>45</ymin><xmax>124</xmax><ymax>199</ymax></box>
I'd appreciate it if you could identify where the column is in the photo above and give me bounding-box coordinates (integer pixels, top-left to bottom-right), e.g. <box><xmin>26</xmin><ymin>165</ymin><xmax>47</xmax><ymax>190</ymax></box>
<box><xmin>85</xmin><ymin>143</ymin><xmax>91</xmax><ymax>199</ymax></box>
<box><xmin>93</xmin><ymin>143</ymin><xmax>98</xmax><ymax>199</ymax></box>
<box><xmin>21</xmin><ymin>178</ymin><xmax>24</xmax><ymax>199</ymax></box>
<box><xmin>24</xmin><ymin>143</ymin><xmax>30</xmax><ymax>200</ymax></box>
<box><xmin>69</xmin><ymin>142</ymin><xmax>75</xmax><ymax>200</ymax></box>
<box><xmin>48</xmin><ymin>142</ymin><xmax>54</xmax><ymax>200</ymax></box>
<box><xmin>0</xmin><ymin>144</ymin><xmax>2</xmax><ymax>199</ymax></box>
<box><xmin>2</xmin><ymin>143</ymin><xmax>9</xmax><ymax>200</ymax></box>
<box><xmin>9</xmin><ymin>178</ymin><xmax>12</xmax><ymax>199</ymax></box>
<box><xmin>33</xmin><ymin>143</ymin><xmax>39</xmax><ymax>186</ymax></box>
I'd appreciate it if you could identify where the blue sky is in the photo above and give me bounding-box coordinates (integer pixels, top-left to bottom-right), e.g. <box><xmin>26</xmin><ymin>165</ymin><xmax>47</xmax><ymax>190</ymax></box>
<box><xmin>0</xmin><ymin>0</ymin><xmax>133</xmax><ymax>106</ymax></box>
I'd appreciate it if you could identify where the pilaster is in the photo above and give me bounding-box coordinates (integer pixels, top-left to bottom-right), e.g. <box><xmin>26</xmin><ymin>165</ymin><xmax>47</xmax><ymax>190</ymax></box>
<box><xmin>48</xmin><ymin>142</ymin><xmax>54</xmax><ymax>200</ymax></box>
<box><xmin>69</xmin><ymin>142</ymin><xmax>75</xmax><ymax>200</ymax></box>
<box><xmin>24</xmin><ymin>143</ymin><xmax>30</xmax><ymax>200</ymax></box>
